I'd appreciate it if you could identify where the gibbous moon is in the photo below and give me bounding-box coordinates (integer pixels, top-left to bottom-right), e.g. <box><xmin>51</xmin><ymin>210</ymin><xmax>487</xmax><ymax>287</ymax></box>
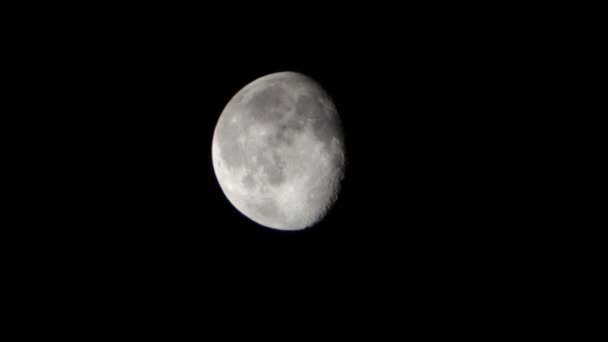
<box><xmin>211</xmin><ymin>71</ymin><xmax>345</xmax><ymax>231</ymax></box>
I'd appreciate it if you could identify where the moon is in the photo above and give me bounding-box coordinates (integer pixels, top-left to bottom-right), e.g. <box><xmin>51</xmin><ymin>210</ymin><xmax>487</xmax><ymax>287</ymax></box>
<box><xmin>211</xmin><ymin>71</ymin><xmax>345</xmax><ymax>231</ymax></box>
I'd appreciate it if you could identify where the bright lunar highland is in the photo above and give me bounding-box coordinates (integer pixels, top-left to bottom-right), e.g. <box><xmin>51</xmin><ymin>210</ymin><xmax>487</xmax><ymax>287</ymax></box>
<box><xmin>211</xmin><ymin>71</ymin><xmax>345</xmax><ymax>231</ymax></box>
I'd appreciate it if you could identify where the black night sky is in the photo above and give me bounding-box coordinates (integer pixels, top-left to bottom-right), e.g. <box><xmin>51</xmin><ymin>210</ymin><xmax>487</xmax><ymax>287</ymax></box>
<box><xmin>11</xmin><ymin>3</ymin><xmax>605</xmax><ymax>340</ymax></box>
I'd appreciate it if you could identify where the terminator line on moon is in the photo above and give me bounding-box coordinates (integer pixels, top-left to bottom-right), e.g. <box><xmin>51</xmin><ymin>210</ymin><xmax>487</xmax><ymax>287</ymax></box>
<box><xmin>211</xmin><ymin>71</ymin><xmax>345</xmax><ymax>231</ymax></box>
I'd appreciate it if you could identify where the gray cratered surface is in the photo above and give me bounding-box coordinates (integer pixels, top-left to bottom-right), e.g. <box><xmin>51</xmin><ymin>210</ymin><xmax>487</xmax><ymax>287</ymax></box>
<box><xmin>212</xmin><ymin>71</ymin><xmax>345</xmax><ymax>231</ymax></box>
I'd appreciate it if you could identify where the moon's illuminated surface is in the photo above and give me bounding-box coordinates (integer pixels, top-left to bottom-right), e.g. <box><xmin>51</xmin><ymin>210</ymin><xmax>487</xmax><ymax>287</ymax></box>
<box><xmin>212</xmin><ymin>71</ymin><xmax>345</xmax><ymax>231</ymax></box>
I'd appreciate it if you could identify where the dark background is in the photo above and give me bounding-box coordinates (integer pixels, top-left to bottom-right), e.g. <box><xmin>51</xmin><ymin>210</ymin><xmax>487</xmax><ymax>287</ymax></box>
<box><xmin>10</xmin><ymin>3</ymin><xmax>605</xmax><ymax>340</ymax></box>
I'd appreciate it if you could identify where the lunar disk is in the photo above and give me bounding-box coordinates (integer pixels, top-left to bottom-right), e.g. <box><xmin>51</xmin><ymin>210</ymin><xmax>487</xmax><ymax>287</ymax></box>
<box><xmin>211</xmin><ymin>71</ymin><xmax>345</xmax><ymax>231</ymax></box>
